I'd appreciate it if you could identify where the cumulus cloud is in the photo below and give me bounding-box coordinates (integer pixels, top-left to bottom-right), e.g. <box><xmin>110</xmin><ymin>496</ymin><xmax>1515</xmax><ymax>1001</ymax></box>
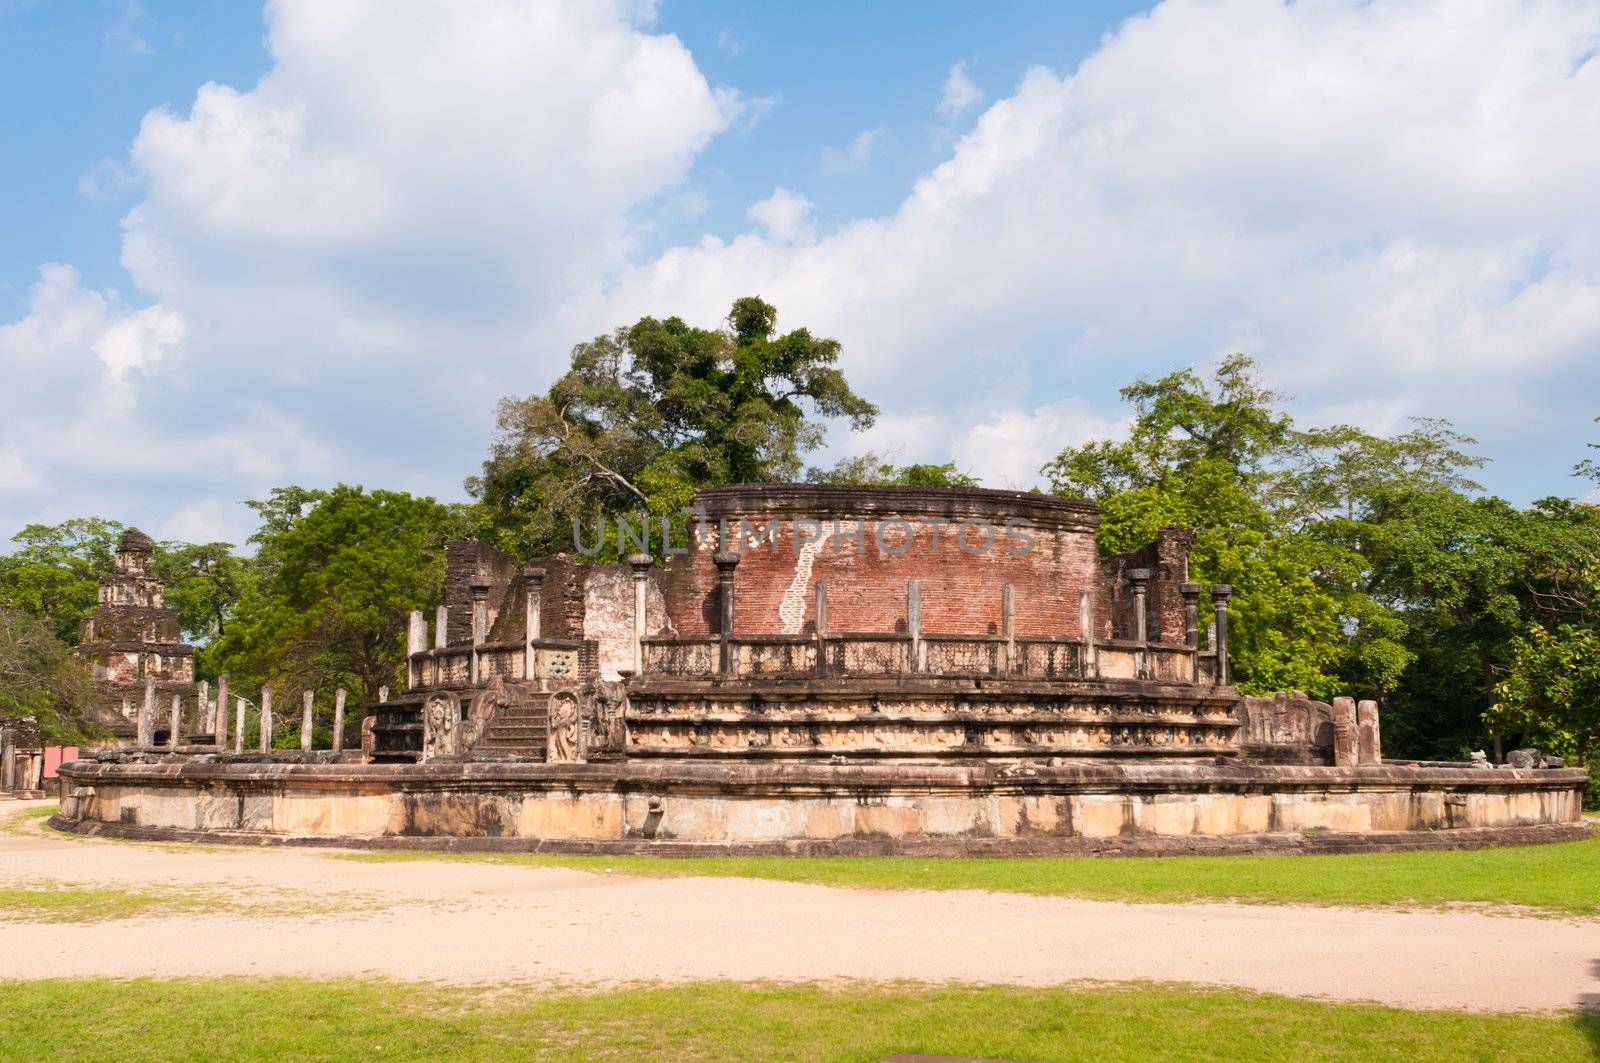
<box><xmin>821</xmin><ymin>128</ymin><xmax>880</xmax><ymax>174</ymax></box>
<box><xmin>5</xmin><ymin>0</ymin><xmax>1600</xmax><ymax>544</ymax></box>
<box><xmin>595</xmin><ymin>0</ymin><xmax>1600</xmax><ymax>493</ymax></box>
<box><xmin>938</xmin><ymin>61</ymin><xmax>984</xmax><ymax>119</ymax></box>
<box><xmin>747</xmin><ymin>188</ymin><xmax>814</xmax><ymax>244</ymax></box>
<box><xmin>1</xmin><ymin>0</ymin><xmax>739</xmax><ymax>539</ymax></box>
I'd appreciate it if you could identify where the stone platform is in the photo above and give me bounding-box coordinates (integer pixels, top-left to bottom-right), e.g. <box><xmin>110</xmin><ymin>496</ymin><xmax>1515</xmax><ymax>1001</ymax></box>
<box><xmin>51</xmin><ymin>757</ymin><xmax>1590</xmax><ymax>856</ymax></box>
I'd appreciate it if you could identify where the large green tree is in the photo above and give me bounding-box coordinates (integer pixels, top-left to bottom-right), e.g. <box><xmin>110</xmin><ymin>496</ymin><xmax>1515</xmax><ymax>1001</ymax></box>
<box><xmin>207</xmin><ymin>485</ymin><xmax>472</xmax><ymax>706</ymax></box>
<box><xmin>0</xmin><ymin>518</ymin><xmax>124</xmax><ymax>644</ymax></box>
<box><xmin>1042</xmin><ymin>356</ymin><xmax>1484</xmax><ymax>716</ymax></box>
<box><xmin>470</xmin><ymin>296</ymin><xmax>878</xmax><ymax>557</ymax></box>
<box><xmin>0</xmin><ymin>606</ymin><xmax>96</xmax><ymax>743</ymax></box>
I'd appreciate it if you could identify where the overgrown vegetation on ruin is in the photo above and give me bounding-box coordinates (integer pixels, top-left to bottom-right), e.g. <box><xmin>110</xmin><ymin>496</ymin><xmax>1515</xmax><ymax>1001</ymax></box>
<box><xmin>1</xmin><ymin>978</ymin><xmax>1594</xmax><ymax>1062</ymax></box>
<box><xmin>0</xmin><ymin>298</ymin><xmax>1595</xmax><ymax>768</ymax></box>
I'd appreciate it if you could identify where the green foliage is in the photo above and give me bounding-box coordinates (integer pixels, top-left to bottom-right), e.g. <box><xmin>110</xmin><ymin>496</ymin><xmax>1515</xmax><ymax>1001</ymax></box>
<box><xmin>805</xmin><ymin>451</ymin><xmax>980</xmax><ymax>488</ymax></box>
<box><xmin>470</xmin><ymin>296</ymin><xmax>878</xmax><ymax>559</ymax></box>
<box><xmin>0</xmin><ymin>606</ymin><xmax>96</xmax><ymax>743</ymax></box>
<box><xmin>0</xmin><ymin>518</ymin><xmax>123</xmax><ymax>644</ymax></box>
<box><xmin>206</xmin><ymin>485</ymin><xmax>472</xmax><ymax>706</ymax></box>
<box><xmin>1040</xmin><ymin>355</ymin><xmax>1534</xmax><ymax>738</ymax></box>
<box><xmin>151</xmin><ymin>540</ymin><xmax>252</xmax><ymax>645</ymax></box>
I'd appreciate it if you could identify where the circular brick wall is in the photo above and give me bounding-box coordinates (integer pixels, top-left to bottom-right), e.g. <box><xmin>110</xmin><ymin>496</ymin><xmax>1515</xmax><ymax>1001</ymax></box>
<box><xmin>659</xmin><ymin>485</ymin><xmax>1104</xmax><ymax>639</ymax></box>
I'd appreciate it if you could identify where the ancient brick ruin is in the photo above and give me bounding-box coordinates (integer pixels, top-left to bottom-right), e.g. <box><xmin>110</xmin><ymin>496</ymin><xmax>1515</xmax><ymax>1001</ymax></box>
<box><xmin>54</xmin><ymin>486</ymin><xmax>1589</xmax><ymax>854</ymax></box>
<box><xmin>74</xmin><ymin>528</ymin><xmax>203</xmax><ymax>747</ymax></box>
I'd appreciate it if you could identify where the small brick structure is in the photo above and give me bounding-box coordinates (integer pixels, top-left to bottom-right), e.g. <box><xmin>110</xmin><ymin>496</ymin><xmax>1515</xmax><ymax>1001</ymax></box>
<box><xmin>51</xmin><ymin>486</ymin><xmax>1590</xmax><ymax>854</ymax></box>
<box><xmin>73</xmin><ymin>528</ymin><xmax>202</xmax><ymax>747</ymax></box>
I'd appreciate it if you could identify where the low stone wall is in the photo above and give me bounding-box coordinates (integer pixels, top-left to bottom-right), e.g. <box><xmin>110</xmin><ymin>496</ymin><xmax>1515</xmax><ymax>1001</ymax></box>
<box><xmin>51</xmin><ymin>758</ymin><xmax>1590</xmax><ymax>856</ymax></box>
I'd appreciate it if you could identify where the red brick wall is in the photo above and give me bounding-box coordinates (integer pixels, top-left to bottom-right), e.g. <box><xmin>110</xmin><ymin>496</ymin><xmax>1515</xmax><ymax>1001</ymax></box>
<box><xmin>658</xmin><ymin>485</ymin><xmax>1119</xmax><ymax>640</ymax></box>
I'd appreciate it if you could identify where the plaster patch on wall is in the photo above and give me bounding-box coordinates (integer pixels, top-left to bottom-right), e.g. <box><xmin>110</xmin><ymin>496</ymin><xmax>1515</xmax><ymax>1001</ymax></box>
<box><xmin>777</xmin><ymin>523</ymin><xmax>854</xmax><ymax>634</ymax></box>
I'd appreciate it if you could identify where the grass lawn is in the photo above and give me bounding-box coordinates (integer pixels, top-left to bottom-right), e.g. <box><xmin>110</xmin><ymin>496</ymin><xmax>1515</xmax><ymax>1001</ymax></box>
<box><xmin>0</xmin><ymin>978</ymin><xmax>1593</xmax><ymax>1062</ymax></box>
<box><xmin>0</xmin><ymin>883</ymin><xmax>209</xmax><ymax>923</ymax></box>
<box><xmin>337</xmin><ymin>834</ymin><xmax>1600</xmax><ymax>915</ymax></box>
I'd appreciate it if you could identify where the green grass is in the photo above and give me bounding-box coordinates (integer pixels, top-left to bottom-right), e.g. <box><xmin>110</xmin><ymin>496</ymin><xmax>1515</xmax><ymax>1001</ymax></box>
<box><xmin>0</xmin><ymin>883</ymin><xmax>208</xmax><ymax>922</ymax></box>
<box><xmin>337</xmin><ymin>836</ymin><xmax>1600</xmax><ymax>915</ymax></box>
<box><xmin>0</xmin><ymin>978</ymin><xmax>1592</xmax><ymax>1062</ymax></box>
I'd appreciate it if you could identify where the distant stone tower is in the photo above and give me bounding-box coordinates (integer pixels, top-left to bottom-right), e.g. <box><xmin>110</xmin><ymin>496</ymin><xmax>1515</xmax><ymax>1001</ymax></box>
<box><xmin>75</xmin><ymin>528</ymin><xmax>199</xmax><ymax>746</ymax></box>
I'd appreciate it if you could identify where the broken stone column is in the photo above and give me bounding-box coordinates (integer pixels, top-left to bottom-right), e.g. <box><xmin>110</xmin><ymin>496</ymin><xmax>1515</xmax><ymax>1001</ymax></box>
<box><xmin>434</xmin><ymin>606</ymin><xmax>447</xmax><ymax>649</ymax></box>
<box><xmin>137</xmin><ymin>674</ymin><xmax>155</xmax><ymax>747</ymax></box>
<box><xmin>300</xmin><ymin>689</ymin><xmax>314</xmax><ymax>751</ymax></box>
<box><xmin>522</xmin><ymin>565</ymin><xmax>545</xmax><ymax>682</ymax></box>
<box><xmin>233</xmin><ymin>696</ymin><xmax>245</xmax><ymax>754</ymax></box>
<box><xmin>1357</xmin><ymin>699</ymin><xmax>1382</xmax><ymax>765</ymax></box>
<box><xmin>1210</xmin><ymin>585</ymin><xmax>1233</xmax><ymax>686</ymax></box>
<box><xmin>259</xmin><ymin>686</ymin><xmax>273</xmax><ymax>751</ymax></box>
<box><xmin>1079</xmin><ymin>590</ymin><xmax>1097</xmax><ymax>677</ymax></box>
<box><xmin>214</xmin><ymin>675</ymin><xmax>229</xmax><ymax>749</ymax></box>
<box><xmin>1001</xmin><ymin>582</ymin><xmax>1015</xmax><ymax>673</ymax></box>
<box><xmin>814</xmin><ymin>580</ymin><xmax>829</xmax><ymax>676</ymax></box>
<box><xmin>907</xmin><ymin>578</ymin><xmax>923</xmax><ymax>671</ymax></box>
<box><xmin>712</xmin><ymin>551</ymin><xmax>737</xmax><ymax>674</ymax></box>
<box><xmin>331</xmin><ymin>688</ymin><xmax>347</xmax><ymax>755</ymax></box>
<box><xmin>631</xmin><ymin>552</ymin><xmax>655</xmax><ymax>675</ymax></box>
<box><xmin>1179</xmin><ymin>582</ymin><xmax>1203</xmax><ymax>648</ymax></box>
<box><xmin>1126</xmin><ymin>568</ymin><xmax>1150</xmax><ymax>645</ymax></box>
<box><xmin>405</xmin><ymin>609</ymin><xmax>426</xmax><ymax>689</ymax></box>
<box><xmin>1331</xmin><ymin>695</ymin><xmax>1358</xmax><ymax>768</ymax></box>
<box><xmin>198</xmin><ymin>680</ymin><xmax>210</xmax><ymax>734</ymax></box>
<box><xmin>168</xmin><ymin>694</ymin><xmax>181</xmax><ymax>749</ymax></box>
<box><xmin>469</xmin><ymin>578</ymin><xmax>490</xmax><ymax>684</ymax></box>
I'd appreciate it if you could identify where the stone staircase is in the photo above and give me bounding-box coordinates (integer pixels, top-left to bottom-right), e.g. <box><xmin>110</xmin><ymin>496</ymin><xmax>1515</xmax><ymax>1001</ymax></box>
<box><xmin>474</xmin><ymin>694</ymin><xmax>551</xmax><ymax>757</ymax></box>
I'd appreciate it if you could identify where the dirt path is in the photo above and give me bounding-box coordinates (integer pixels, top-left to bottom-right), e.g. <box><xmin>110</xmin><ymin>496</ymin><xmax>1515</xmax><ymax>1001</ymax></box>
<box><xmin>3</xmin><ymin>801</ymin><xmax>1597</xmax><ymax>1013</ymax></box>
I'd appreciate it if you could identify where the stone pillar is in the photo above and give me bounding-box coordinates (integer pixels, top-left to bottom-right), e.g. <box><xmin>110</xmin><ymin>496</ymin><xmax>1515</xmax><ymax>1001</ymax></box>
<box><xmin>259</xmin><ymin>686</ymin><xmax>273</xmax><ymax>751</ymax></box>
<box><xmin>405</xmin><ymin>609</ymin><xmax>426</xmax><ymax>690</ymax></box>
<box><xmin>198</xmin><ymin>680</ymin><xmax>210</xmax><ymax>735</ymax></box>
<box><xmin>469</xmin><ymin>580</ymin><xmax>490</xmax><ymax>685</ymax></box>
<box><xmin>712</xmin><ymin>551</ymin><xmax>738</xmax><ymax>675</ymax></box>
<box><xmin>1126</xmin><ymin>568</ymin><xmax>1150</xmax><ymax>645</ymax></box>
<box><xmin>1331</xmin><ymin>695</ymin><xmax>1358</xmax><ymax>768</ymax></box>
<box><xmin>300</xmin><ymin>689</ymin><xmax>314</xmax><ymax>751</ymax></box>
<box><xmin>907</xmin><ymin>579</ymin><xmax>923</xmax><ymax>672</ymax></box>
<box><xmin>628</xmin><ymin>552</ymin><xmax>654</xmax><ymax>675</ymax></box>
<box><xmin>378</xmin><ymin>686</ymin><xmax>389</xmax><ymax>703</ymax></box>
<box><xmin>0</xmin><ymin>727</ymin><xmax>12</xmax><ymax>792</ymax></box>
<box><xmin>1001</xmin><ymin>583</ymin><xmax>1015</xmax><ymax>674</ymax></box>
<box><xmin>1210</xmin><ymin>585</ymin><xmax>1233</xmax><ymax>686</ymax></box>
<box><xmin>332</xmin><ymin>689</ymin><xmax>347</xmax><ymax>755</ymax></box>
<box><xmin>1179</xmin><ymin>583</ymin><xmax>1202</xmax><ymax>648</ymax></box>
<box><xmin>233</xmin><ymin>697</ymin><xmax>245</xmax><ymax>754</ymax></box>
<box><xmin>1357</xmin><ymin>699</ymin><xmax>1382</xmax><ymax>765</ymax></box>
<box><xmin>168</xmin><ymin>694</ymin><xmax>181</xmax><ymax>749</ymax></box>
<box><xmin>215</xmin><ymin>675</ymin><xmax>229</xmax><ymax>750</ymax></box>
<box><xmin>434</xmin><ymin>606</ymin><xmax>448</xmax><ymax>650</ymax></box>
<box><xmin>1079</xmin><ymin>590</ymin><xmax>1097</xmax><ymax>678</ymax></box>
<box><xmin>522</xmin><ymin>566</ymin><xmax>546</xmax><ymax>683</ymax></box>
<box><xmin>138</xmin><ymin>674</ymin><xmax>155</xmax><ymax>747</ymax></box>
<box><xmin>814</xmin><ymin>580</ymin><xmax>829</xmax><ymax>676</ymax></box>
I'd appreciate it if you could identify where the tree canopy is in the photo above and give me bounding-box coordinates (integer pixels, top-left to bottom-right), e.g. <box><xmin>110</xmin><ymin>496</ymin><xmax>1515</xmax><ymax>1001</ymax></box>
<box><xmin>469</xmin><ymin>296</ymin><xmax>878</xmax><ymax>558</ymax></box>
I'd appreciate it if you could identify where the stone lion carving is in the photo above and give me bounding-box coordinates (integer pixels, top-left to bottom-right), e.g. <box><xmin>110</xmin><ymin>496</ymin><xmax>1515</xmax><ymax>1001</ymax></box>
<box><xmin>422</xmin><ymin>691</ymin><xmax>459</xmax><ymax>759</ymax></box>
<box><xmin>547</xmin><ymin>689</ymin><xmax>582</xmax><ymax>763</ymax></box>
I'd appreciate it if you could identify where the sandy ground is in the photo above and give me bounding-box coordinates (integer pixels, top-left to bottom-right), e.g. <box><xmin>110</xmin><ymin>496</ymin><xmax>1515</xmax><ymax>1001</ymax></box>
<box><xmin>3</xmin><ymin>800</ymin><xmax>1597</xmax><ymax>1013</ymax></box>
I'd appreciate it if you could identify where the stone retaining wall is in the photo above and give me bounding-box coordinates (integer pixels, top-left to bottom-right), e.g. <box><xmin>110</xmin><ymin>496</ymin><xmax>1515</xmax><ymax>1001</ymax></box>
<box><xmin>52</xmin><ymin>759</ymin><xmax>1589</xmax><ymax>856</ymax></box>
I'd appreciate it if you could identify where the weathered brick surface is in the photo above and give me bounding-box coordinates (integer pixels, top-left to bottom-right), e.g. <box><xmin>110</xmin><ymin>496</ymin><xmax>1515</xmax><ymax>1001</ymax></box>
<box><xmin>653</xmin><ymin>485</ymin><xmax>1193</xmax><ymax>642</ymax></box>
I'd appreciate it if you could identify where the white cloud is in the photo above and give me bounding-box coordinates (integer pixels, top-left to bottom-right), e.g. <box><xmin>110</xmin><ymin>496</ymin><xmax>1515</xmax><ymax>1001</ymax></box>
<box><xmin>6</xmin><ymin>0</ymin><xmax>1600</xmax><ymax>544</ymax></box>
<box><xmin>595</xmin><ymin>0</ymin><xmax>1600</xmax><ymax>494</ymax></box>
<box><xmin>938</xmin><ymin>61</ymin><xmax>984</xmax><ymax>119</ymax></box>
<box><xmin>821</xmin><ymin>128</ymin><xmax>879</xmax><ymax>174</ymax></box>
<box><xmin>747</xmin><ymin>188</ymin><xmax>814</xmax><ymax>244</ymax></box>
<box><xmin>1</xmin><ymin>0</ymin><xmax>740</xmax><ymax>539</ymax></box>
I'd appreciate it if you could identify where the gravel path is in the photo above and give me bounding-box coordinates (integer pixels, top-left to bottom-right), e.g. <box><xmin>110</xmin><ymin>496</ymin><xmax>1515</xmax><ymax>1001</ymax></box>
<box><xmin>4</xmin><ymin>801</ymin><xmax>1597</xmax><ymax>1012</ymax></box>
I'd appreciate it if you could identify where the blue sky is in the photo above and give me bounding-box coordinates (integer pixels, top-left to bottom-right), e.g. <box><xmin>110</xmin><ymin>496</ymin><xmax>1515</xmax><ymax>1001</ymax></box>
<box><xmin>1</xmin><ymin>0</ymin><xmax>1597</xmax><ymax>545</ymax></box>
